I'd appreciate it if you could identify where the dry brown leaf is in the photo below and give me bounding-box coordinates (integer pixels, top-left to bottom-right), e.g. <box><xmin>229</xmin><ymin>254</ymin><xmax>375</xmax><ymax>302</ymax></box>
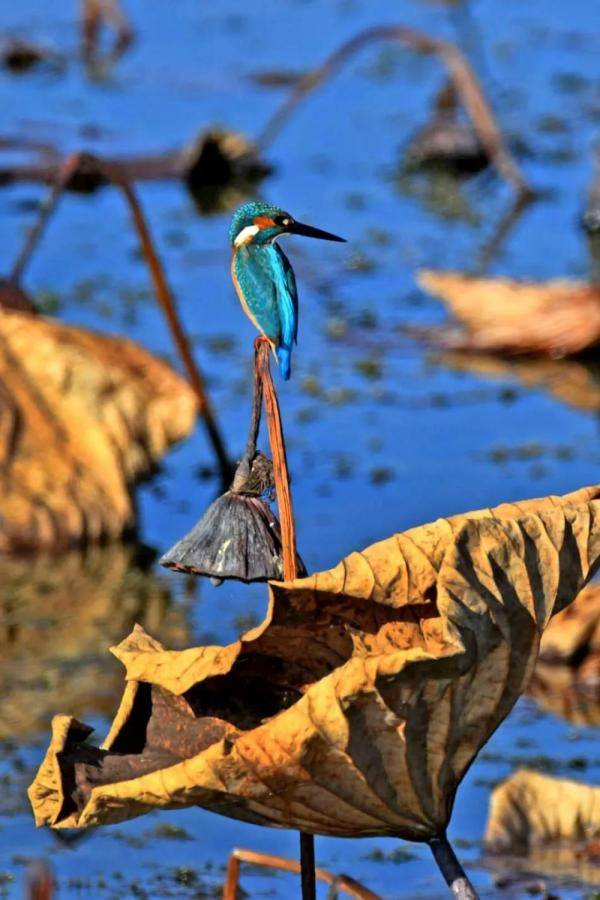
<box><xmin>0</xmin><ymin>545</ymin><xmax>189</xmax><ymax>739</ymax></box>
<box><xmin>29</xmin><ymin>485</ymin><xmax>600</xmax><ymax>840</ymax></box>
<box><xmin>417</xmin><ymin>270</ymin><xmax>600</xmax><ymax>356</ymax></box>
<box><xmin>439</xmin><ymin>351</ymin><xmax>600</xmax><ymax>415</ymax></box>
<box><xmin>0</xmin><ymin>308</ymin><xmax>196</xmax><ymax>551</ymax></box>
<box><xmin>486</xmin><ymin>769</ymin><xmax>600</xmax><ymax>851</ymax></box>
<box><xmin>527</xmin><ymin>583</ymin><xmax>600</xmax><ymax>725</ymax></box>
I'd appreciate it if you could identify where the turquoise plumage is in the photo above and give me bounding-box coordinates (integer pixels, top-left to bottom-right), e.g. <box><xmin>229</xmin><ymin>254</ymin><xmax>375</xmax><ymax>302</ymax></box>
<box><xmin>229</xmin><ymin>201</ymin><xmax>345</xmax><ymax>380</ymax></box>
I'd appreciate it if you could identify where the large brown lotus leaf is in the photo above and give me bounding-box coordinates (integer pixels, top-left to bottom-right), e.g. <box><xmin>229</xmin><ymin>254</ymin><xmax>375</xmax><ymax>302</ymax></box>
<box><xmin>0</xmin><ymin>309</ymin><xmax>196</xmax><ymax>551</ymax></box>
<box><xmin>29</xmin><ymin>485</ymin><xmax>600</xmax><ymax>840</ymax></box>
<box><xmin>440</xmin><ymin>351</ymin><xmax>600</xmax><ymax>415</ymax></box>
<box><xmin>0</xmin><ymin>545</ymin><xmax>189</xmax><ymax>740</ymax></box>
<box><xmin>527</xmin><ymin>583</ymin><xmax>600</xmax><ymax>725</ymax></box>
<box><xmin>417</xmin><ymin>270</ymin><xmax>600</xmax><ymax>356</ymax></box>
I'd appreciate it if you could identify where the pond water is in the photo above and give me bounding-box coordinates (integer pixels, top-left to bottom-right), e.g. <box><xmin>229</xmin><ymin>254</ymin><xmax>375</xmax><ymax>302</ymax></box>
<box><xmin>1</xmin><ymin>0</ymin><xmax>599</xmax><ymax>897</ymax></box>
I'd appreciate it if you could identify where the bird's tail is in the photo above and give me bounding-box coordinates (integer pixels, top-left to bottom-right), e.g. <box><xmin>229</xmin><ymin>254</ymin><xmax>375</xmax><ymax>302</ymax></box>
<box><xmin>276</xmin><ymin>344</ymin><xmax>292</xmax><ymax>380</ymax></box>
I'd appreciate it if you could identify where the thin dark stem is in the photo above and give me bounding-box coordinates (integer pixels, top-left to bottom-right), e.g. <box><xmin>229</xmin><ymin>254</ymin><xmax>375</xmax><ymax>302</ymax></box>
<box><xmin>230</xmin><ymin>363</ymin><xmax>263</xmax><ymax>494</ymax></box>
<box><xmin>9</xmin><ymin>152</ymin><xmax>82</xmax><ymax>287</ymax></box>
<box><xmin>428</xmin><ymin>834</ymin><xmax>479</xmax><ymax>899</ymax></box>
<box><xmin>100</xmin><ymin>160</ymin><xmax>233</xmax><ymax>484</ymax></box>
<box><xmin>299</xmin><ymin>832</ymin><xmax>316</xmax><ymax>900</ymax></box>
<box><xmin>473</xmin><ymin>192</ymin><xmax>533</xmax><ymax>275</ymax></box>
<box><xmin>245</xmin><ymin>360</ymin><xmax>264</xmax><ymax>462</ymax></box>
<box><xmin>258</xmin><ymin>24</ymin><xmax>533</xmax><ymax>199</ymax></box>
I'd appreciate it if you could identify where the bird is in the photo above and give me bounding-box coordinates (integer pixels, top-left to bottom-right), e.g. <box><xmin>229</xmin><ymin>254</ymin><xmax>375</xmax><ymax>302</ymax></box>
<box><xmin>229</xmin><ymin>201</ymin><xmax>345</xmax><ymax>380</ymax></box>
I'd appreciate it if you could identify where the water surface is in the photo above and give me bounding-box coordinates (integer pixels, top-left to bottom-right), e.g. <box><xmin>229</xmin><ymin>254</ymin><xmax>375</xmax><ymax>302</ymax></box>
<box><xmin>1</xmin><ymin>1</ymin><xmax>599</xmax><ymax>896</ymax></box>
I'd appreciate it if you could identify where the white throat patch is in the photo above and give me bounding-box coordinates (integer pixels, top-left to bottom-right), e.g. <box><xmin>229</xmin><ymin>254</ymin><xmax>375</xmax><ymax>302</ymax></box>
<box><xmin>234</xmin><ymin>224</ymin><xmax>260</xmax><ymax>247</ymax></box>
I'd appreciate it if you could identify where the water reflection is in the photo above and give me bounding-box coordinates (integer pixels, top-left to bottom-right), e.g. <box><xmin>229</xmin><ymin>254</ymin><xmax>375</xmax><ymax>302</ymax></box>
<box><xmin>0</xmin><ymin>543</ymin><xmax>191</xmax><ymax>740</ymax></box>
<box><xmin>0</xmin><ymin>129</ymin><xmax>270</xmax><ymax>216</ymax></box>
<box><xmin>394</xmin><ymin>164</ymin><xmax>481</xmax><ymax>222</ymax></box>
<box><xmin>438</xmin><ymin>350</ymin><xmax>600</xmax><ymax>415</ymax></box>
<box><xmin>485</xmin><ymin>847</ymin><xmax>600</xmax><ymax>892</ymax></box>
<box><xmin>528</xmin><ymin>660</ymin><xmax>600</xmax><ymax>726</ymax></box>
<box><xmin>527</xmin><ymin>584</ymin><xmax>600</xmax><ymax>726</ymax></box>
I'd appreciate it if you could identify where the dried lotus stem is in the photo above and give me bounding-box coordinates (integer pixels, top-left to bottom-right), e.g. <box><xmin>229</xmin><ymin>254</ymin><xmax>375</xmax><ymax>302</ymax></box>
<box><xmin>223</xmin><ymin>848</ymin><xmax>380</xmax><ymax>900</ymax></box>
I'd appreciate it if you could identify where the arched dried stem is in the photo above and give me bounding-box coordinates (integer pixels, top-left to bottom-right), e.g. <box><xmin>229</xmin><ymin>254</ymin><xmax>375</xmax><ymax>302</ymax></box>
<box><xmin>9</xmin><ymin>153</ymin><xmax>85</xmax><ymax>291</ymax></box>
<box><xmin>81</xmin><ymin>0</ymin><xmax>133</xmax><ymax>65</ymax></box>
<box><xmin>472</xmin><ymin>192</ymin><xmax>532</xmax><ymax>275</ymax></box>
<box><xmin>102</xmin><ymin>161</ymin><xmax>232</xmax><ymax>482</ymax></box>
<box><xmin>5</xmin><ymin>151</ymin><xmax>232</xmax><ymax>483</ymax></box>
<box><xmin>223</xmin><ymin>848</ymin><xmax>380</xmax><ymax>900</ymax></box>
<box><xmin>258</xmin><ymin>24</ymin><xmax>533</xmax><ymax>199</ymax></box>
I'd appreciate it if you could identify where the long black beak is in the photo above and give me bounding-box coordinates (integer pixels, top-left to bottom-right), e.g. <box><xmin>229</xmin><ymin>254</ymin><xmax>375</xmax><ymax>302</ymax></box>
<box><xmin>287</xmin><ymin>219</ymin><xmax>346</xmax><ymax>242</ymax></box>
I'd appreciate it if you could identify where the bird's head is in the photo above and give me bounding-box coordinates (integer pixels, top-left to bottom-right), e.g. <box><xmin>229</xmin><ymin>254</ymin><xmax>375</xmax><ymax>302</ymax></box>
<box><xmin>229</xmin><ymin>201</ymin><xmax>346</xmax><ymax>248</ymax></box>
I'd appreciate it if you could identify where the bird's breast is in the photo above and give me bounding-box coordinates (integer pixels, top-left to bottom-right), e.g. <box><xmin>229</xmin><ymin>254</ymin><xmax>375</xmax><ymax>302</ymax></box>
<box><xmin>231</xmin><ymin>247</ymin><xmax>281</xmax><ymax>344</ymax></box>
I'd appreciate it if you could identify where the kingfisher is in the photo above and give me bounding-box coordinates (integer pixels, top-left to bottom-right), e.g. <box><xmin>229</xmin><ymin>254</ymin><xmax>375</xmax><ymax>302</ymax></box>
<box><xmin>229</xmin><ymin>201</ymin><xmax>345</xmax><ymax>379</ymax></box>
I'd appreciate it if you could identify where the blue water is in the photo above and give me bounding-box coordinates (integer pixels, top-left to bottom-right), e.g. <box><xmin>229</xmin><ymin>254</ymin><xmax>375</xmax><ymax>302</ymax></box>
<box><xmin>1</xmin><ymin>0</ymin><xmax>599</xmax><ymax>896</ymax></box>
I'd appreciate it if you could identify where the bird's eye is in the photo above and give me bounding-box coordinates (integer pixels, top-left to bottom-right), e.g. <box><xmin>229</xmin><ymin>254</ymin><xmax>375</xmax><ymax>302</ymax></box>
<box><xmin>275</xmin><ymin>216</ymin><xmax>292</xmax><ymax>227</ymax></box>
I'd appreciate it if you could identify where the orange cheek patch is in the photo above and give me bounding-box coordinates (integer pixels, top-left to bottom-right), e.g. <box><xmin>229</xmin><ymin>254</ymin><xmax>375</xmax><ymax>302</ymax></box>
<box><xmin>254</xmin><ymin>216</ymin><xmax>276</xmax><ymax>229</ymax></box>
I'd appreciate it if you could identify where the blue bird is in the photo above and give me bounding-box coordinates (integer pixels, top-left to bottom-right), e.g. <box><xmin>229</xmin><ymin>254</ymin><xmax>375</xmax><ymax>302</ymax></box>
<box><xmin>229</xmin><ymin>201</ymin><xmax>345</xmax><ymax>379</ymax></box>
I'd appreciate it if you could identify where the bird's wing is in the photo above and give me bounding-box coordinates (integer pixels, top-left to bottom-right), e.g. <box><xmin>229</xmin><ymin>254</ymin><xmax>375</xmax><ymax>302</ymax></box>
<box><xmin>232</xmin><ymin>248</ymin><xmax>281</xmax><ymax>344</ymax></box>
<box><xmin>273</xmin><ymin>245</ymin><xmax>299</xmax><ymax>347</ymax></box>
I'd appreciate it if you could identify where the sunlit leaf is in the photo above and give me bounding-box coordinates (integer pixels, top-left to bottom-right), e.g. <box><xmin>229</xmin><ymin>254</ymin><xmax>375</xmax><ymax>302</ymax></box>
<box><xmin>417</xmin><ymin>271</ymin><xmax>600</xmax><ymax>356</ymax></box>
<box><xmin>29</xmin><ymin>485</ymin><xmax>600</xmax><ymax>840</ymax></box>
<box><xmin>0</xmin><ymin>309</ymin><xmax>196</xmax><ymax>551</ymax></box>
